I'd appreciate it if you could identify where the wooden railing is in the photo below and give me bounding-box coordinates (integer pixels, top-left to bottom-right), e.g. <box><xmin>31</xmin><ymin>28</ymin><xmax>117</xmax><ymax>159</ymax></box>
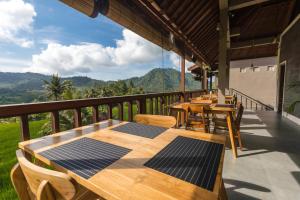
<box><xmin>230</xmin><ymin>88</ymin><xmax>274</xmax><ymax>111</ymax></box>
<box><xmin>0</xmin><ymin>90</ymin><xmax>205</xmax><ymax>141</ymax></box>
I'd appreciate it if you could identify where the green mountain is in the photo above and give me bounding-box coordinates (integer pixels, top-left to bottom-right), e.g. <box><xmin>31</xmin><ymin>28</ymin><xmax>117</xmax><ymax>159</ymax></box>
<box><xmin>0</xmin><ymin>68</ymin><xmax>201</xmax><ymax>104</ymax></box>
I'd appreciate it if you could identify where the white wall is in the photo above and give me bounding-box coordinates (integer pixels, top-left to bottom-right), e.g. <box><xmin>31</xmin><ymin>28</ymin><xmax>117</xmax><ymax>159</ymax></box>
<box><xmin>229</xmin><ymin>57</ymin><xmax>277</xmax><ymax>108</ymax></box>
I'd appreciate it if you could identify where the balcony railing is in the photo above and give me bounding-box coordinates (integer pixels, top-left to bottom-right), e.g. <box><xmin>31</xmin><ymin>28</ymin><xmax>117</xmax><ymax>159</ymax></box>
<box><xmin>0</xmin><ymin>90</ymin><xmax>205</xmax><ymax>142</ymax></box>
<box><xmin>230</xmin><ymin>88</ymin><xmax>274</xmax><ymax>111</ymax></box>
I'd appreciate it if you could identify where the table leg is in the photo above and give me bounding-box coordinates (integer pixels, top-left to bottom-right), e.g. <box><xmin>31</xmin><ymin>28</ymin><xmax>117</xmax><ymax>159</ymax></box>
<box><xmin>226</xmin><ymin>112</ymin><xmax>238</xmax><ymax>158</ymax></box>
<box><xmin>219</xmin><ymin>179</ymin><xmax>228</xmax><ymax>200</ymax></box>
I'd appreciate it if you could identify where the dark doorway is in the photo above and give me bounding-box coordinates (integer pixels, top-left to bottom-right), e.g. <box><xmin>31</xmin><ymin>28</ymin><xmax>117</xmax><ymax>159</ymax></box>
<box><xmin>278</xmin><ymin>63</ymin><xmax>286</xmax><ymax>113</ymax></box>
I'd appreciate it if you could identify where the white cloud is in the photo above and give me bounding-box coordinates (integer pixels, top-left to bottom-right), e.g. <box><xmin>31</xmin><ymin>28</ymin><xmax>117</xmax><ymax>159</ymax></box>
<box><xmin>26</xmin><ymin>29</ymin><xmax>163</xmax><ymax>76</ymax></box>
<box><xmin>0</xmin><ymin>0</ymin><xmax>36</xmax><ymax>48</ymax></box>
<box><xmin>169</xmin><ymin>52</ymin><xmax>194</xmax><ymax>72</ymax></box>
<box><xmin>0</xmin><ymin>57</ymin><xmax>31</xmax><ymax>72</ymax></box>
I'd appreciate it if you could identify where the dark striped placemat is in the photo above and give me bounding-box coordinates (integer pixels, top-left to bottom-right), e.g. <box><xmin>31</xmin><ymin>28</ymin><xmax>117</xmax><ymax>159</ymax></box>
<box><xmin>39</xmin><ymin>137</ymin><xmax>131</xmax><ymax>179</ymax></box>
<box><xmin>111</xmin><ymin>122</ymin><xmax>167</xmax><ymax>139</ymax></box>
<box><xmin>144</xmin><ymin>136</ymin><xmax>223</xmax><ymax>191</ymax></box>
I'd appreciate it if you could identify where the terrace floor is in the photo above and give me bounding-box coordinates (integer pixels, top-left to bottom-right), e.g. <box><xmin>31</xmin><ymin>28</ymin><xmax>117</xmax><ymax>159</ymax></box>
<box><xmin>223</xmin><ymin>111</ymin><xmax>300</xmax><ymax>200</ymax></box>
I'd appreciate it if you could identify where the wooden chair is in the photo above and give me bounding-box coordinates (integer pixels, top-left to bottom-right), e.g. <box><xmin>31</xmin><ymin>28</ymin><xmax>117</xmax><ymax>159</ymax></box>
<box><xmin>11</xmin><ymin>150</ymin><xmax>102</xmax><ymax>200</ymax></box>
<box><xmin>135</xmin><ymin>114</ymin><xmax>177</xmax><ymax>128</ymax></box>
<box><xmin>185</xmin><ymin>104</ymin><xmax>210</xmax><ymax>133</ymax></box>
<box><xmin>213</xmin><ymin>102</ymin><xmax>244</xmax><ymax>150</ymax></box>
<box><xmin>191</xmin><ymin>99</ymin><xmax>214</xmax><ymax>104</ymax></box>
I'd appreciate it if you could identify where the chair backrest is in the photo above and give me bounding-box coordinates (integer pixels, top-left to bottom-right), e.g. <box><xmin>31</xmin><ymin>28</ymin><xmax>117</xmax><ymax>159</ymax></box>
<box><xmin>191</xmin><ymin>99</ymin><xmax>213</xmax><ymax>104</ymax></box>
<box><xmin>235</xmin><ymin>102</ymin><xmax>244</xmax><ymax>128</ymax></box>
<box><xmin>11</xmin><ymin>150</ymin><xmax>76</xmax><ymax>200</ymax></box>
<box><xmin>135</xmin><ymin>114</ymin><xmax>176</xmax><ymax>128</ymax></box>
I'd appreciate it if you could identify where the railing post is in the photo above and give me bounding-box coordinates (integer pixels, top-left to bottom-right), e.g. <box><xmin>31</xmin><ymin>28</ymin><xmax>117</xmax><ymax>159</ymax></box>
<box><xmin>138</xmin><ymin>99</ymin><xmax>146</xmax><ymax>114</ymax></box>
<box><xmin>92</xmin><ymin>105</ymin><xmax>99</xmax><ymax>123</ymax></box>
<box><xmin>108</xmin><ymin>104</ymin><xmax>113</xmax><ymax>119</ymax></box>
<box><xmin>118</xmin><ymin>103</ymin><xmax>123</xmax><ymax>120</ymax></box>
<box><xmin>128</xmin><ymin>101</ymin><xmax>133</xmax><ymax>121</ymax></box>
<box><xmin>74</xmin><ymin>108</ymin><xmax>82</xmax><ymax>127</ymax></box>
<box><xmin>149</xmin><ymin>98</ymin><xmax>153</xmax><ymax>114</ymax></box>
<box><xmin>159</xmin><ymin>97</ymin><xmax>164</xmax><ymax>115</ymax></box>
<box><xmin>19</xmin><ymin>115</ymin><xmax>30</xmax><ymax>141</ymax></box>
<box><xmin>51</xmin><ymin>111</ymin><xmax>60</xmax><ymax>133</ymax></box>
<box><xmin>155</xmin><ymin>98</ymin><xmax>159</xmax><ymax>115</ymax></box>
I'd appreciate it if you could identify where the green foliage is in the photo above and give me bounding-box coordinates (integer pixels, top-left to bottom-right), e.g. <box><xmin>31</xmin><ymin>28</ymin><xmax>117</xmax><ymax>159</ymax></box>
<box><xmin>0</xmin><ymin>120</ymin><xmax>46</xmax><ymax>199</ymax></box>
<box><xmin>43</xmin><ymin>74</ymin><xmax>73</xmax><ymax>101</ymax></box>
<box><xmin>288</xmin><ymin>101</ymin><xmax>300</xmax><ymax>114</ymax></box>
<box><xmin>0</xmin><ymin>68</ymin><xmax>201</xmax><ymax>105</ymax></box>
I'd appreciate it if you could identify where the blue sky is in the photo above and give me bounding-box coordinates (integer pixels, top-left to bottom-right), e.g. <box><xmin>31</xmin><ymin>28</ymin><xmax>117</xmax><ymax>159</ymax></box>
<box><xmin>0</xmin><ymin>0</ymin><xmax>190</xmax><ymax>80</ymax></box>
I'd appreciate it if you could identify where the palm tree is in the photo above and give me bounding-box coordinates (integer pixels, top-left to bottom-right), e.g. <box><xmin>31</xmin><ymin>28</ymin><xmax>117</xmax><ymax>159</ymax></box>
<box><xmin>43</xmin><ymin>74</ymin><xmax>72</xmax><ymax>101</ymax></box>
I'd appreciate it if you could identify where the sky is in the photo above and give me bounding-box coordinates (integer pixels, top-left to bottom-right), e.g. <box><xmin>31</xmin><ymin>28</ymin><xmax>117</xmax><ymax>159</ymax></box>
<box><xmin>0</xmin><ymin>0</ymin><xmax>193</xmax><ymax>80</ymax></box>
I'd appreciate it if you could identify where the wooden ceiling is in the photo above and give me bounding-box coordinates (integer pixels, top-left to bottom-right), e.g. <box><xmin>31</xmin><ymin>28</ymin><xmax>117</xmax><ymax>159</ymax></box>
<box><xmin>131</xmin><ymin>0</ymin><xmax>299</xmax><ymax>67</ymax></box>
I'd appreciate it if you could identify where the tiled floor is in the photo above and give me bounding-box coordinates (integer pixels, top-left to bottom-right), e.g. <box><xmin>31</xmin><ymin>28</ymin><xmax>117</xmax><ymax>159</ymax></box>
<box><xmin>223</xmin><ymin>111</ymin><xmax>300</xmax><ymax>200</ymax></box>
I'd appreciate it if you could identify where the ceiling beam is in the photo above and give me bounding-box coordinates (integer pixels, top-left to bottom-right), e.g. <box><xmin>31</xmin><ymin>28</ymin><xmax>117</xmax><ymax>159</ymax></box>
<box><xmin>230</xmin><ymin>27</ymin><xmax>240</xmax><ymax>37</ymax></box>
<box><xmin>138</xmin><ymin>0</ymin><xmax>209</xmax><ymax>65</ymax></box>
<box><xmin>230</xmin><ymin>36</ymin><xmax>277</xmax><ymax>49</ymax></box>
<box><xmin>229</xmin><ymin>0</ymin><xmax>270</xmax><ymax>11</ymax></box>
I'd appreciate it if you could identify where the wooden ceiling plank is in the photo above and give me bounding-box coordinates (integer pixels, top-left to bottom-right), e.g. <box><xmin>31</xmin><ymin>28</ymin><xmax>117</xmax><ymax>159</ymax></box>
<box><xmin>230</xmin><ymin>36</ymin><xmax>277</xmax><ymax>49</ymax></box>
<box><xmin>181</xmin><ymin>1</ymin><xmax>215</xmax><ymax>32</ymax></box>
<box><xmin>176</xmin><ymin>0</ymin><xmax>206</xmax><ymax>26</ymax></box>
<box><xmin>229</xmin><ymin>0</ymin><xmax>271</xmax><ymax>11</ymax></box>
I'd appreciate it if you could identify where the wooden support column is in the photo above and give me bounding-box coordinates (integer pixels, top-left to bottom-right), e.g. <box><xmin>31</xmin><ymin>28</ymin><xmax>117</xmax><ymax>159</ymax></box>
<box><xmin>180</xmin><ymin>55</ymin><xmax>186</xmax><ymax>99</ymax></box>
<box><xmin>74</xmin><ymin>108</ymin><xmax>82</xmax><ymax>127</ymax></box>
<box><xmin>202</xmin><ymin>69</ymin><xmax>208</xmax><ymax>91</ymax></box>
<box><xmin>209</xmin><ymin>73</ymin><xmax>213</xmax><ymax>90</ymax></box>
<box><xmin>51</xmin><ymin>111</ymin><xmax>60</xmax><ymax>133</ymax></box>
<box><xmin>92</xmin><ymin>105</ymin><xmax>99</xmax><ymax>123</ymax></box>
<box><xmin>218</xmin><ymin>0</ymin><xmax>230</xmax><ymax>103</ymax></box>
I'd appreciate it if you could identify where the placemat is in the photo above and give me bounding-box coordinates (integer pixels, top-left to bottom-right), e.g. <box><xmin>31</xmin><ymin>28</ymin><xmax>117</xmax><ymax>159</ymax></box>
<box><xmin>144</xmin><ymin>136</ymin><xmax>223</xmax><ymax>191</ymax></box>
<box><xmin>39</xmin><ymin>137</ymin><xmax>131</xmax><ymax>179</ymax></box>
<box><xmin>111</xmin><ymin>122</ymin><xmax>167</xmax><ymax>139</ymax></box>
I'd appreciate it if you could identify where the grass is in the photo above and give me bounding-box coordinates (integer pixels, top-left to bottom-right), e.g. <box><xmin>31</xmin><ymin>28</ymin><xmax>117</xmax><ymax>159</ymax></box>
<box><xmin>0</xmin><ymin>120</ymin><xmax>46</xmax><ymax>200</ymax></box>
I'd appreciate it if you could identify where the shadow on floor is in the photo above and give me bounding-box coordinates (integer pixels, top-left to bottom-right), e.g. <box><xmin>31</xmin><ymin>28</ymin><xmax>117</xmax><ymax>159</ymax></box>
<box><xmin>224</xmin><ymin>178</ymin><xmax>271</xmax><ymax>200</ymax></box>
<box><xmin>291</xmin><ymin>171</ymin><xmax>300</xmax><ymax>186</ymax></box>
<box><xmin>241</xmin><ymin>118</ymin><xmax>264</xmax><ymax>125</ymax></box>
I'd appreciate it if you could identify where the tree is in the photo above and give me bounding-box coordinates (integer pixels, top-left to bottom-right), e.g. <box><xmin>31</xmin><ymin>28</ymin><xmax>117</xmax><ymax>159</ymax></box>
<box><xmin>43</xmin><ymin>74</ymin><xmax>72</xmax><ymax>101</ymax></box>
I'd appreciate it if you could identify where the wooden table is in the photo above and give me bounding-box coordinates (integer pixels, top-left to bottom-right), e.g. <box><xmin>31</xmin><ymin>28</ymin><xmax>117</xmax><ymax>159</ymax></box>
<box><xmin>19</xmin><ymin>120</ymin><xmax>227</xmax><ymax>200</ymax></box>
<box><xmin>170</xmin><ymin>103</ymin><xmax>238</xmax><ymax>159</ymax></box>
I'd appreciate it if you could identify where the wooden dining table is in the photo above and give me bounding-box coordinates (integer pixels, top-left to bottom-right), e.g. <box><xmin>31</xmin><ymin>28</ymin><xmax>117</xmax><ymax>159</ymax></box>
<box><xmin>19</xmin><ymin>119</ymin><xmax>227</xmax><ymax>200</ymax></box>
<box><xmin>169</xmin><ymin>102</ymin><xmax>238</xmax><ymax>159</ymax></box>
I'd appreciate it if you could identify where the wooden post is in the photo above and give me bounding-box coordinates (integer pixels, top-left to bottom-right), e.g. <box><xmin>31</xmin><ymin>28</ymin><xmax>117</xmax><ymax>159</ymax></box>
<box><xmin>19</xmin><ymin>115</ymin><xmax>30</xmax><ymax>141</ymax></box>
<box><xmin>209</xmin><ymin>73</ymin><xmax>213</xmax><ymax>90</ymax></box>
<box><xmin>92</xmin><ymin>105</ymin><xmax>99</xmax><ymax>123</ymax></box>
<box><xmin>107</xmin><ymin>104</ymin><xmax>113</xmax><ymax>119</ymax></box>
<box><xmin>155</xmin><ymin>98</ymin><xmax>159</xmax><ymax>115</ymax></box>
<box><xmin>128</xmin><ymin>101</ymin><xmax>133</xmax><ymax>121</ymax></box>
<box><xmin>51</xmin><ymin>111</ymin><xmax>60</xmax><ymax>133</ymax></box>
<box><xmin>159</xmin><ymin>97</ymin><xmax>164</xmax><ymax>115</ymax></box>
<box><xmin>118</xmin><ymin>103</ymin><xmax>124</xmax><ymax>121</ymax></box>
<box><xmin>180</xmin><ymin>55</ymin><xmax>186</xmax><ymax>95</ymax></box>
<box><xmin>202</xmin><ymin>68</ymin><xmax>208</xmax><ymax>90</ymax></box>
<box><xmin>74</xmin><ymin>108</ymin><xmax>82</xmax><ymax>127</ymax></box>
<box><xmin>218</xmin><ymin>0</ymin><xmax>230</xmax><ymax>103</ymax></box>
<box><xmin>138</xmin><ymin>99</ymin><xmax>146</xmax><ymax>114</ymax></box>
<box><xmin>149</xmin><ymin>98</ymin><xmax>153</xmax><ymax>114</ymax></box>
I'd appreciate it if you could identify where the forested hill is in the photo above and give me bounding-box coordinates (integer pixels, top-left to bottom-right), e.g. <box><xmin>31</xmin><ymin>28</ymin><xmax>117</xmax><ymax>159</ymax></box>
<box><xmin>0</xmin><ymin>68</ymin><xmax>200</xmax><ymax>104</ymax></box>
